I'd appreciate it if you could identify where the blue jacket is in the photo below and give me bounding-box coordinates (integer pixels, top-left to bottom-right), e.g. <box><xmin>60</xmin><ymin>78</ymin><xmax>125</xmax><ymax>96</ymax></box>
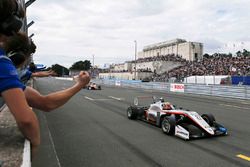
<box><xmin>0</xmin><ymin>48</ymin><xmax>25</xmax><ymax>108</ymax></box>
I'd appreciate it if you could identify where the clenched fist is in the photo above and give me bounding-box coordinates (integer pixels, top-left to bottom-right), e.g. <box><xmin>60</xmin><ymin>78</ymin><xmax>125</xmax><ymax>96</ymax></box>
<box><xmin>74</xmin><ymin>71</ymin><xmax>90</xmax><ymax>87</ymax></box>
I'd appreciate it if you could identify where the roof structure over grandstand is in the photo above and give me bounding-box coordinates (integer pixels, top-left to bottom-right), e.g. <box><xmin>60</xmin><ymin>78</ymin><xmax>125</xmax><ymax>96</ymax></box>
<box><xmin>143</xmin><ymin>39</ymin><xmax>187</xmax><ymax>51</ymax></box>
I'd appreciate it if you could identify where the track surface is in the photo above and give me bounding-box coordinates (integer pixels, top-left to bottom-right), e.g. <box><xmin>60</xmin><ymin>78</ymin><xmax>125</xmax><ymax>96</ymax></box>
<box><xmin>32</xmin><ymin>78</ymin><xmax>250</xmax><ymax>167</ymax></box>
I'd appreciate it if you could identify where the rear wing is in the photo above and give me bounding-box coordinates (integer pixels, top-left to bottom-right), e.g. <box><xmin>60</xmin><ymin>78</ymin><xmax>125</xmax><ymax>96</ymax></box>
<box><xmin>133</xmin><ymin>96</ymin><xmax>157</xmax><ymax>107</ymax></box>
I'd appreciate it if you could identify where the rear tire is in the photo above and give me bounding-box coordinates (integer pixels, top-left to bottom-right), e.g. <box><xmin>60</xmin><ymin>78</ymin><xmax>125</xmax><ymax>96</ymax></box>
<box><xmin>161</xmin><ymin>116</ymin><xmax>176</xmax><ymax>135</ymax></box>
<box><xmin>201</xmin><ymin>113</ymin><xmax>215</xmax><ymax>126</ymax></box>
<box><xmin>127</xmin><ymin>106</ymin><xmax>137</xmax><ymax>120</ymax></box>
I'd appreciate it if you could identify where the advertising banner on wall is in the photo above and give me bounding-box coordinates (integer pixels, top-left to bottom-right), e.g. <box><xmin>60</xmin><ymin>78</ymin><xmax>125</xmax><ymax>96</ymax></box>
<box><xmin>115</xmin><ymin>80</ymin><xmax>121</xmax><ymax>86</ymax></box>
<box><xmin>170</xmin><ymin>84</ymin><xmax>185</xmax><ymax>93</ymax></box>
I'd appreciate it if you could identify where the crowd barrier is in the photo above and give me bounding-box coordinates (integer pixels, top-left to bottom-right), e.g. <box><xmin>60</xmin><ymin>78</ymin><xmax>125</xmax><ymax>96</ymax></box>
<box><xmin>93</xmin><ymin>79</ymin><xmax>250</xmax><ymax>100</ymax></box>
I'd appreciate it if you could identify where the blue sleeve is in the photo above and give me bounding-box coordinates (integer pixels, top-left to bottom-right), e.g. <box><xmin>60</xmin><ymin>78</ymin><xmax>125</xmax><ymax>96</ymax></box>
<box><xmin>20</xmin><ymin>69</ymin><xmax>32</xmax><ymax>85</ymax></box>
<box><xmin>0</xmin><ymin>59</ymin><xmax>26</xmax><ymax>93</ymax></box>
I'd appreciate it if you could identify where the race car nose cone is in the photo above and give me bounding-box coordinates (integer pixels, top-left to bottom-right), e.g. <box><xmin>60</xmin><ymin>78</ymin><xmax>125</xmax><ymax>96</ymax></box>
<box><xmin>219</xmin><ymin>127</ymin><xmax>227</xmax><ymax>133</ymax></box>
<box><xmin>207</xmin><ymin>128</ymin><xmax>215</xmax><ymax>135</ymax></box>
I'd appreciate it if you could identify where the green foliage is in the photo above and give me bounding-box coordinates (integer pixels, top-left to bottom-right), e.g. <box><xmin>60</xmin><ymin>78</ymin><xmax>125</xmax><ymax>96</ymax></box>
<box><xmin>70</xmin><ymin>60</ymin><xmax>92</xmax><ymax>70</ymax></box>
<box><xmin>203</xmin><ymin>49</ymin><xmax>250</xmax><ymax>58</ymax></box>
<box><xmin>242</xmin><ymin>49</ymin><xmax>250</xmax><ymax>57</ymax></box>
<box><xmin>51</xmin><ymin>64</ymin><xmax>69</xmax><ymax>76</ymax></box>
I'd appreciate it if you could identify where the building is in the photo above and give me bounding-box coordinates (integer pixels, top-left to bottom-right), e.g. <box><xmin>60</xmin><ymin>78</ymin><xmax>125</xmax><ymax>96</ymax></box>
<box><xmin>111</xmin><ymin>62</ymin><xmax>132</xmax><ymax>72</ymax></box>
<box><xmin>138</xmin><ymin>38</ymin><xmax>203</xmax><ymax>61</ymax></box>
<box><xmin>99</xmin><ymin>38</ymin><xmax>203</xmax><ymax>80</ymax></box>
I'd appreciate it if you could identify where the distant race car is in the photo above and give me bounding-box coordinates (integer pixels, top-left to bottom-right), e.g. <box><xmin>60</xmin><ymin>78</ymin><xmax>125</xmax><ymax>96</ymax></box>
<box><xmin>127</xmin><ymin>96</ymin><xmax>227</xmax><ymax>140</ymax></box>
<box><xmin>86</xmin><ymin>82</ymin><xmax>102</xmax><ymax>90</ymax></box>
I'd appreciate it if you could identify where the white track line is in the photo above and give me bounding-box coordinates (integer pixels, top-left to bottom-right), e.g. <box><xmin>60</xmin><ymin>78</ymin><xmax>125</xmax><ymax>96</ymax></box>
<box><xmin>85</xmin><ymin>96</ymin><xmax>94</xmax><ymax>101</ymax></box>
<box><xmin>240</xmin><ymin>102</ymin><xmax>250</xmax><ymax>105</ymax></box>
<box><xmin>43</xmin><ymin>114</ymin><xmax>62</xmax><ymax>167</ymax></box>
<box><xmin>94</xmin><ymin>99</ymin><xmax>111</xmax><ymax>101</ymax></box>
<box><xmin>220</xmin><ymin>104</ymin><xmax>250</xmax><ymax>110</ymax></box>
<box><xmin>108</xmin><ymin>96</ymin><xmax>124</xmax><ymax>101</ymax></box>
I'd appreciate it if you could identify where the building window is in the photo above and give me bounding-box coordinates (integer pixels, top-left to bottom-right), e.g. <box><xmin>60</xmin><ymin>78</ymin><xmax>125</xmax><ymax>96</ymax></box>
<box><xmin>194</xmin><ymin>53</ymin><xmax>198</xmax><ymax>61</ymax></box>
<box><xmin>192</xmin><ymin>43</ymin><xmax>195</xmax><ymax>49</ymax></box>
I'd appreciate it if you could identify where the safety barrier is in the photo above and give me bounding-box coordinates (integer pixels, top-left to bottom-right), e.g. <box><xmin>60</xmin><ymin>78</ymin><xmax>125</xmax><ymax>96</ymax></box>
<box><xmin>93</xmin><ymin>79</ymin><xmax>250</xmax><ymax>100</ymax></box>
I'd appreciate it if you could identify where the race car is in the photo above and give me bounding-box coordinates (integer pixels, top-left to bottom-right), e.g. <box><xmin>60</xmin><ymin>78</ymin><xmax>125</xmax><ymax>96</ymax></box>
<box><xmin>85</xmin><ymin>82</ymin><xmax>102</xmax><ymax>90</ymax></box>
<box><xmin>127</xmin><ymin>96</ymin><xmax>227</xmax><ymax>140</ymax></box>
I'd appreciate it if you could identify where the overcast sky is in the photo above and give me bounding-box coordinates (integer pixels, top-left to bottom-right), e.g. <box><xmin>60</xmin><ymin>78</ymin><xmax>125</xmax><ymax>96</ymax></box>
<box><xmin>26</xmin><ymin>0</ymin><xmax>250</xmax><ymax>68</ymax></box>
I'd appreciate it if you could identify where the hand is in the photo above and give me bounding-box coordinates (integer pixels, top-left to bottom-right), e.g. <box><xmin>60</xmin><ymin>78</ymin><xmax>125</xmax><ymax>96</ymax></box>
<box><xmin>74</xmin><ymin>71</ymin><xmax>90</xmax><ymax>87</ymax></box>
<box><xmin>48</xmin><ymin>70</ymin><xmax>57</xmax><ymax>76</ymax></box>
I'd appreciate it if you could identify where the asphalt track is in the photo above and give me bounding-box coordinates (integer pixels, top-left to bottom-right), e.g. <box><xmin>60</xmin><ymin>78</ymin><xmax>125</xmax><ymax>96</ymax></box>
<box><xmin>32</xmin><ymin>78</ymin><xmax>250</xmax><ymax>167</ymax></box>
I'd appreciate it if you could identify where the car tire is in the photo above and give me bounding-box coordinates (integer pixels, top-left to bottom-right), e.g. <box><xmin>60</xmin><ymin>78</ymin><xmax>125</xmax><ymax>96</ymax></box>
<box><xmin>201</xmin><ymin>113</ymin><xmax>215</xmax><ymax>126</ymax></box>
<box><xmin>127</xmin><ymin>106</ymin><xmax>137</xmax><ymax>120</ymax></box>
<box><xmin>161</xmin><ymin>116</ymin><xmax>176</xmax><ymax>135</ymax></box>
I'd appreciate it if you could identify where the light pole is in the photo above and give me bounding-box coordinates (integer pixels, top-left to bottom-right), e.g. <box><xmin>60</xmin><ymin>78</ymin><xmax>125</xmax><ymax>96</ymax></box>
<box><xmin>134</xmin><ymin>40</ymin><xmax>137</xmax><ymax>80</ymax></box>
<box><xmin>92</xmin><ymin>54</ymin><xmax>95</xmax><ymax>68</ymax></box>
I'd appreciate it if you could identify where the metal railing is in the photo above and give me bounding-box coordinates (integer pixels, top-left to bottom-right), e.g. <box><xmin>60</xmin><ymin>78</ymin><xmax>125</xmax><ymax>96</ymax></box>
<box><xmin>93</xmin><ymin>79</ymin><xmax>250</xmax><ymax>100</ymax></box>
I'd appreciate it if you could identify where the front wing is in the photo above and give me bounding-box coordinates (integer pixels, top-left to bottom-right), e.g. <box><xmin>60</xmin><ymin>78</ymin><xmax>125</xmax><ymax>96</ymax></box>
<box><xmin>175</xmin><ymin>123</ymin><xmax>227</xmax><ymax>140</ymax></box>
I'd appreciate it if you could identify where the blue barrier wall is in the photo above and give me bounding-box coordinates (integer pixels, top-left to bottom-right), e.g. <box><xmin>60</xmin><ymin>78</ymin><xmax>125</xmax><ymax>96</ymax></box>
<box><xmin>231</xmin><ymin>76</ymin><xmax>250</xmax><ymax>85</ymax></box>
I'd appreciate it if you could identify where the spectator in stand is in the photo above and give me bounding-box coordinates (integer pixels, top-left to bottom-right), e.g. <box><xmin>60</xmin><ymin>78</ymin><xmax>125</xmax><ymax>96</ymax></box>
<box><xmin>150</xmin><ymin>52</ymin><xmax>250</xmax><ymax>82</ymax></box>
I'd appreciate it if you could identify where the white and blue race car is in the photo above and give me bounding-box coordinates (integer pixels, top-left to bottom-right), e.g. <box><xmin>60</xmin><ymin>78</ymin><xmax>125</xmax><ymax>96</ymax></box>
<box><xmin>127</xmin><ymin>96</ymin><xmax>227</xmax><ymax>140</ymax></box>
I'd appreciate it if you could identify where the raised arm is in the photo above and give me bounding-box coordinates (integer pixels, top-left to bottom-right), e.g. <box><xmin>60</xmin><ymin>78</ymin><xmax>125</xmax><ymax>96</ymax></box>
<box><xmin>2</xmin><ymin>88</ymin><xmax>40</xmax><ymax>156</ymax></box>
<box><xmin>25</xmin><ymin>71</ymin><xmax>90</xmax><ymax>111</ymax></box>
<box><xmin>31</xmin><ymin>70</ymin><xmax>57</xmax><ymax>78</ymax></box>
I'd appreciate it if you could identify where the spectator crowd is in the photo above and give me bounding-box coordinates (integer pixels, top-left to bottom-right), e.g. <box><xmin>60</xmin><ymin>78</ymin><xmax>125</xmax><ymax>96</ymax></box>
<box><xmin>153</xmin><ymin>53</ymin><xmax>250</xmax><ymax>82</ymax></box>
<box><xmin>130</xmin><ymin>54</ymin><xmax>186</xmax><ymax>64</ymax></box>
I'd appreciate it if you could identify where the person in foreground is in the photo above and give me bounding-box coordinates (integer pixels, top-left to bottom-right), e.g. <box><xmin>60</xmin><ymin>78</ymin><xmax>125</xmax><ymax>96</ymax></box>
<box><xmin>6</xmin><ymin>33</ymin><xmax>90</xmax><ymax>111</ymax></box>
<box><xmin>0</xmin><ymin>0</ymin><xmax>90</xmax><ymax>159</ymax></box>
<box><xmin>0</xmin><ymin>0</ymin><xmax>40</xmax><ymax>157</ymax></box>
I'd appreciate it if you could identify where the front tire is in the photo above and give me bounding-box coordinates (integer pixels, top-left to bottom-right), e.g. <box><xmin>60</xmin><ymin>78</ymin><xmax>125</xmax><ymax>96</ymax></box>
<box><xmin>201</xmin><ymin>113</ymin><xmax>215</xmax><ymax>126</ymax></box>
<box><xmin>161</xmin><ymin>116</ymin><xmax>176</xmax><ymax>135</ymax></box>
<box><xmin>127</xmin><ymin>106</ymin><xmax>137</xmax><ymax>120</ymax></box>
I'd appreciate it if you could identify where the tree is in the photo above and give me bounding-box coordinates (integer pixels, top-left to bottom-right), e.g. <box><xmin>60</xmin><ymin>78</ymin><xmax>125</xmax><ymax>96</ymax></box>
<box><xmin>203</xmin><ymin>53</ymin><xmax>210</xmax><ymax>58</ymax></box>
<box><xmin>242</xmin><ymin>49</ymin><xmax>250</xmax><ymax>57</ymax></box>
<box><xmin>70</xmin><ymin>60</ymin><xmax>92</xmax><ymax>71</ymax></box>
<box><xmin>236</xmin><ymin>51</ymin><xmax>241</xmax><ymax>57</ymax></box>
<box><xmin>51</xmin><ymin>64</ymin><xmax>69</xmax><ymax>76</ymax></box>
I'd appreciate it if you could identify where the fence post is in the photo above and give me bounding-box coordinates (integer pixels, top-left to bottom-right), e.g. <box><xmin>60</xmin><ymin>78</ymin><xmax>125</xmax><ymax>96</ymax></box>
<box><xmin>245</xmin><ymin>86</ymin><xmax>248</xmax><ymax>99</ymax></box>
<box><xmin>210</xmin><ymin>84</ymin><xmax>213</xmax><ymax>96</ymax></box>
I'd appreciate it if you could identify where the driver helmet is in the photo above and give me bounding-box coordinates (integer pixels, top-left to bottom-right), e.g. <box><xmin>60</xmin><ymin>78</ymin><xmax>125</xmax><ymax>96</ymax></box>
<box><xmin>162</xmin><ymin>102</ymin><xmax>172</xmax><ymax>110</ymax></box>
<box><xmin>159</xmin><ymin>97</ymin><xmax>164</xmax><ymax>102</ymax></box>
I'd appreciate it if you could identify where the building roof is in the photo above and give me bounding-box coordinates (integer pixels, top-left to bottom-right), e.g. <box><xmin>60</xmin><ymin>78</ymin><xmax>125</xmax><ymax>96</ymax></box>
<box><xmin>143</xmin><ymin>38</ymin><xmax>187</xmax><ymax>51</ymax></box>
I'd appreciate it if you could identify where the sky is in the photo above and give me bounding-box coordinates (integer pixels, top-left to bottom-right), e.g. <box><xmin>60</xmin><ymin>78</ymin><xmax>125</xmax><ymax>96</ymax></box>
<box><xmin>26</xmin><ymin>0</ymin><xmax>250</xmax><ymax>68</ymax></box>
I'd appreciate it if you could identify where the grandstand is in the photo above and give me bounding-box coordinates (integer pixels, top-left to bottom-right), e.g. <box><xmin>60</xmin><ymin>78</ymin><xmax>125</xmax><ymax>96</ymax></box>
<box><xmin>158</xmin><ymin>53</ymin><xmax>250</xmax><ymax>82</ymax></box>
<box><xmin>138</xmin><ymin>38</ymin><xmax>203</xmax><ymax>61</ymax></box>
<box><xmin>99</xmin><ymin>39</ymin><xmax>203</xmax><ymax>80</ymax></box>
<box><xmin>98</xmin><ymin>39</ymin><xmax>250</xmax><ymax>84</ymax></box>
